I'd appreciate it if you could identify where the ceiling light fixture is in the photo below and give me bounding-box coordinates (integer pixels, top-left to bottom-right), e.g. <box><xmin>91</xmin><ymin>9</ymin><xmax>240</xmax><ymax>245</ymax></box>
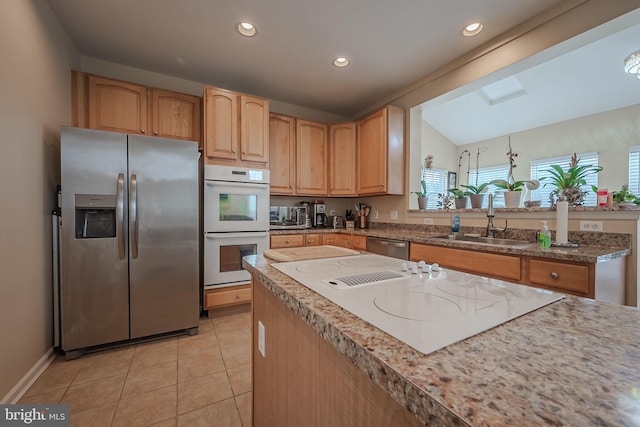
<box><xmin>237</xmin><ymin>22</ymin><xmax>257</xmax><ymax>37</ymax></box>
<box><xmin>462</xmin><ymin>22</ymin><xmax>484</xmax><ymax>37</ymax></box>
<box><xmin>624</xmin><ymin>49</ymin><xmax>640</xmax><ymax>79</ymax></box>
<box><xmin>333</xmin><ymin>57</ymin><xmax>350</xmax><ymax>68</ymax></box>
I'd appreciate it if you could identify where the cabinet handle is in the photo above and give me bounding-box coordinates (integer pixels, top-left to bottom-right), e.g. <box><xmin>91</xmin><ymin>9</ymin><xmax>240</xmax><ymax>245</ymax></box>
<box><xmin>286</xmin><ymin>239</ymin><xmax>290</xmax><ymax>243</ymax></box>
<box><xmin>307</xmin><ymin>240</ymin><xmax>311</xmax><ymax>244</ymax></box>
<box><xmin>550</xmin><ymin>272</ymin><xmax>558</xmax><ymax>279</ymax></box>
<box><xmin>236</xmin><ymin>294</ymin><xmax>241</xmax><ymax>299</ymax></box>
<box><xmin>153</xmin><ymin>130</ymin><xmax>158</xmax><ymax>135</ymax></box>
<box><xmin>232</xmin><ymin>150</ymin><xmax>236</xmax><ymax>154</ymax></box>
<box><xmin>290</xmin><ymin>185</ymin><xmax>293</xmax><ymax>189</ymax></box>
<box><xmin>140</xmin><ymin>129</ymin><xmax>145</xmax><ymax>134</ymax></box>
<box><xmin>242</xmin><ymin>151</ymin><xmax>246</xmax><ymax>155</ymax></box>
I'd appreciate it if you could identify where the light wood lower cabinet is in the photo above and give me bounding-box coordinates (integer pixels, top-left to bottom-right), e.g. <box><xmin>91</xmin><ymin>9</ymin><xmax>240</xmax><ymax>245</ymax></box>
<box><xmin>252</xmin><ymin>279</ymin><xmax>422</xmax><ymax>427</ymax></box>
<box><xmin>410</xmin><ymin>243</ymin><xmax>522</xmax><ymax>282</ymax></box>
<box><xmin>352</xmin><ymin>235</ymin><xmax>367</xmax><ymax>250</ymax></box>
<box><xmin>270</xmin><ymin>234</ymin><xmax>305</xmax><ymax>248</ymax></box>
<box><xmin>322</xmin><ymin>233</ymin><xmax>352</xmax><ymax>248</ymax></box>
<box><xmin>303</xmin><ymin>233</ymin><xmax>322</xmax><ymax>246</ymax></box>
<box><xmin>410</xmin><ymin>243</ymin><xmax>626</xmax><ymax>304</ymax></box>
<box><xmin>527</xmin><ymin>258</ymin><xmax>591</xmax><ymax>296</ymax></box>
<box><xmin>204</xmin><ymin>284</ymin><xmax>251</xmax><ymax>310</ymax></box>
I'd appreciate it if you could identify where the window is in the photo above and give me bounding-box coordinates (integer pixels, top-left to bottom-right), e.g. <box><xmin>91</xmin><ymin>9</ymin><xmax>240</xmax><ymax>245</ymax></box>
<box><xmin>468</xmin><ymin>164</ymin><xmax>510</xmax><ymax>208</ymax></box>
<box><xmin>420</xmin><ymin>168</ymin><xmax>447</xmax><ymax>209</ymax></box>
<box><xmin>629</xmin><ymin>146</ymin><xmax>640</xmax><ymax>195</ymax></box>
<box><xmin>530</xmin><ymin>152</ymin><xmax>599</xmax><ymax>207</ymax></box>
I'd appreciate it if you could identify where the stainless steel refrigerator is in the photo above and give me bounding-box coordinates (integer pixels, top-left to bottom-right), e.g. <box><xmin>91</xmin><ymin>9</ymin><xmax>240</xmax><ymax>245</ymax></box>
<box><xmin>60</xmin><ymin>126</ymin><xmax>199</xmax><ymax>358</ymax></box>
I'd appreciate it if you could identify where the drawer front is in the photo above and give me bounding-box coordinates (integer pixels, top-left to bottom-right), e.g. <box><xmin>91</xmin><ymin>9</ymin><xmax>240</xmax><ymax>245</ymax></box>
<box><xmin>270</xmin><ymin>234</ymin><xmax>305</xmax><ymax>248</ymax></box>
<box><xmin>352</xmin><ymin>235</ymin><xmax>366</xmax><ymax>250</ymax></box>
<box><xmin>527</xmin><ymin>259</ymin><xmax>589</xmax><ymax>295</ymax></box>
<box><xmin>205</xmin><ymin>285</ymin><xmax>252</xmax><ymax>309</ymax></box>
<box><xmin>304</xmin><ymin>233</ymin><xmax>321</xmax><ymax>246</ymax></box>
<box><xmin>410</xmin><ymin>244</ymin><xmax>521</xmax><ymax>282</ymax></box>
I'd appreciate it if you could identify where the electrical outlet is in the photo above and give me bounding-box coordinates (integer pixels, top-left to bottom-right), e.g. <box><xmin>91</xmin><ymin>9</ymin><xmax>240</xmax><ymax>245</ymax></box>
<box><xmin>258</xmin><ymin>321</ymin><xmax>266</xmax><ymax>357</ymax></box>
<box><xmin>580</xmin><ymin>221</ymin><xmax>603</xmax><ymax>232</ymax></box>
<box><xmin>423</xmin><ymin>218</ymin><xmax>434</xmax><ymax>224</ymax></box>
<box><xmin>390</xmin><ymin>211</ymin><xmax>398</xmax><ymax>220</ymax></box>
<box><xmin>373</xmin><ymin>210</ymin><xmax>379</xmax><ymax>219</ymax></box>
<box><xmin>329</xmin><ymin>209</ymin><xmax>336</xmax><ymax>216</ymax></box>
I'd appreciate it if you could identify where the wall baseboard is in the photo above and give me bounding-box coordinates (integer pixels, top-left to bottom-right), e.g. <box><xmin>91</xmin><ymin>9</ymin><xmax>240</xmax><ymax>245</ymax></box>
<box><xmin>1</xmin><ymin>347</ymin><xmax>56</xmax><ymax>404</ymax></box>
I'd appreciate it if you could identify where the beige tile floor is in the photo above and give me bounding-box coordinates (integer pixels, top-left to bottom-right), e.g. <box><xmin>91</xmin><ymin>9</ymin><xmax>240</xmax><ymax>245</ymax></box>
<box><xmin>19</xmin><ymin>306</ymin><xmax>252</xmax><ymax>427</ymax></box>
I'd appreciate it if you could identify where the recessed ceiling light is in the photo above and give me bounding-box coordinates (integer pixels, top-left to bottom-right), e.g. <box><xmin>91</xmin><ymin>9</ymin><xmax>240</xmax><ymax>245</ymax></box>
<box><xmin>333</xmin><ymin>57</ymin><xmax>350</xmax><ymax>68</ymax></box>
<box><xmin>237</xmin><ymin>22</ymin><xmax>257</xmax><ymax>37</ymax></box>
<box><xmin>462</xmin><ymin>22</ymin><xmax>484</xmax><ymax>37</ymax></box>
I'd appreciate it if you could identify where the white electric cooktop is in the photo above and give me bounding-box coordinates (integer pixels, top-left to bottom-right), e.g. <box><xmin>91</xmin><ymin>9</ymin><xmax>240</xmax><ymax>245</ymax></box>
<box><xmin>272</xmin><ymin>254</ymin><xmax>564</xmax><ymax>355</ymax></box>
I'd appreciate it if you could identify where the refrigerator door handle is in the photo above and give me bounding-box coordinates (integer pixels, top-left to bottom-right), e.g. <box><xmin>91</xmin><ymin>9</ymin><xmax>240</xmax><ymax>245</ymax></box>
<box><xmin>116</xmin><ymin>173</ymin><xmax>125</xmax><ymax>260</ymax></box>
<box><xmin>130</xmin><ymin>174</ymin><xmax>138</xmax><ymax>259</ymax></box>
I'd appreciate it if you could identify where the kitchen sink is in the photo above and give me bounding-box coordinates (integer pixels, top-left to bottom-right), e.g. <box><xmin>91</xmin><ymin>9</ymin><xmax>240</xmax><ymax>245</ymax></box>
<box><xmin>430</xmin><ymin>234</ymin><xmax>535</xmax><ymax>247</ymax></box>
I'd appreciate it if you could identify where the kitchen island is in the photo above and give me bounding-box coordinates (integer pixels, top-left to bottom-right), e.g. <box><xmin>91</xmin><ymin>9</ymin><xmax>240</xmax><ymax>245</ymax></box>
<box><xmin>244</xmin><ymin>253</ymin><xmax>640</xmax><ymax>426</ymax></box>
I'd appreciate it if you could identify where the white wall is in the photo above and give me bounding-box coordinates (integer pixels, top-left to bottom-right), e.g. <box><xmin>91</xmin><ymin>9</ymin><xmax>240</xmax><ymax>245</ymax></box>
<box><xmin>0</xmin><ymin>0</ymin><xmax>79</xmax><ymax>401</ymax></box>
<box><xmin>455</xmin><ymin>104</ymin><xmax>640</xmax><ymax>193</ymax></box>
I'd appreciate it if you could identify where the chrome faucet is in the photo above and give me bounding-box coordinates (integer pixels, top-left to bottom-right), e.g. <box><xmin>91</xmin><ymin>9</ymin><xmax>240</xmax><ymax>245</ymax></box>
<box><xmin>486</xmin><ymin>194</ymin><xmax>508</xmax><ymax>238</ymax></box>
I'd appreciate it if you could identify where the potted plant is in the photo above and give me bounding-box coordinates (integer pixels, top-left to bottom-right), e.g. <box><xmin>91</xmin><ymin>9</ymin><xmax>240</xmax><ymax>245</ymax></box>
<box><xmin>540</xmin><ymin>153</ymin><xmax>603</xmax><ymax>206</ymax></box>
<box><xmin>490</xmin><ymin>179</ymin><xmax>540</xmax><ymax>208</ymax></box>
<box><xmin>490</xmin><ymin>139</ymin><xmax>540</xmax><ymax>208</ymax></box>
<box><xmin>448</xmin><ymin>188</ymin><xmax>469</xmax><ymax>209</ymax></box>
<box><xmin>414</xmin><ymin>180</ymin><xmax>428</xmax><ymax>210</ymax></box>
<box><xmin>612</xmin><ymin>184</ymin><xmax>640</xmax><ymax>205</ymax></box>
<box><xmin>460</xmin><ymin>183</ymin><xmax>489</xmax><ymax>209</ymax></box>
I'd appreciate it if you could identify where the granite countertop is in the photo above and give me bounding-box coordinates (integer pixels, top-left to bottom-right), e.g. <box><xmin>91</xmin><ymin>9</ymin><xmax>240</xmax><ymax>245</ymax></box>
<box><xmin>244</xmin><ymin>254</ymin><xmax>640</xmax><ymax>426</ymax></box>
<box><xmin>270</xmin><ymin>227</ymin><xmax>630</xmax><ymax>263</ymax></box>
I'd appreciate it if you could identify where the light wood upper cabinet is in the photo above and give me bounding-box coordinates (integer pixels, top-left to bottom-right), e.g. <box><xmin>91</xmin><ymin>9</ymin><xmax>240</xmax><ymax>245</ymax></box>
<box><xmin>329</xmin><ymin>123</ymin><xmax>357</xmax><ymax>196</ymax></box>
<box><xmin>88</xmin><ymin>75</ymin><xmax>148</xmax><ymax>135</ymax></box>
<box><xmin>203</xmin><ymin>86</ymin><xmax>269</xmax><ymax>168</ymax></box>
<box><xmin>296</xmin><ymin>119</ymin><xmax>328</xmax><ymax>196</ymax></box>
<box><xmin>240</xmin><ymin>95</ymin><xmax>269</xmax><ymax>163</ymax></box>
<box><xmin>151</xmin><ymin>89</ymin><xmax>201</xmax><ymax>142</ymax></box>
<box><xmin>77</xmin><ymin>72</ymin><xmax>202</xmax><ymax>146</ymax></box>
<box><xmin>204</xmin><ymin>87</ymin><xmax>238</xmax><ymax>161</ymax></box>
<box><xmin>356</xmin><ymin>105</ymin><xmax>404</xmax><ymax>195</ymax></box>
<box><xmin>269</xmin><ymin>114</ymin><xmax>296</xmax><ymax>195</ymax></box>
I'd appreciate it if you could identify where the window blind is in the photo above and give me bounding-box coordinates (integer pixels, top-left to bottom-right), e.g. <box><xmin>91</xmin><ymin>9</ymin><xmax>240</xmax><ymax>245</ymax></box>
<box><xmin>420</xmin><ymin>168</ymin><xmax>447</xmax><ymax>209</ymax></box>
<box><xmin>629</xmin><ymin>146</ymin><xmax>640</xmax><ymax>195</ymax></box>
<box><xmin>530</xmin><ymin>152</ymin><xmax>599</xmax><ymax>207</ymax></box>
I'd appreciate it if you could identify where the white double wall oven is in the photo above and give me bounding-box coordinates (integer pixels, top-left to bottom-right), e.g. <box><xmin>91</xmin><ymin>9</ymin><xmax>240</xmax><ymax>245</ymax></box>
<box><xmin>203</xmin><ymin>165</ymin><xmax>270</xmax><ymax>289</ymax></box>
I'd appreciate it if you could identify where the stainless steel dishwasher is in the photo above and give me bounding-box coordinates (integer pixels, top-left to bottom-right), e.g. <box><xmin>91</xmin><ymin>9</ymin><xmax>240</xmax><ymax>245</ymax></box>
<box><xmin>366</xmin><ymin>236</ymin><xmax>409</xmax><ymax>260</ymax></box>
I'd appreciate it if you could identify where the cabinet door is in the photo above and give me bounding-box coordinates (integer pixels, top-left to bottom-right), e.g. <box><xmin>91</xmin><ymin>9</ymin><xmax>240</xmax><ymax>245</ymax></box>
<box><xmin>240</xmin><ymin>95</ymin><xmax>269</xmax><ymax>163</ymax></box>
<box><xmin>88</xmin><ymin>76</ymin><xmax>148</xmax><ymax>135</ymax></box>
<box><xmin>151</xmin><ymin>89</ymin><xmax>201</xmax><ymax>144</ymax></box>
<box><xmin>352</xmin><ymin>235</ymin><xmax>367</xmax><ymax>250</ymax></box>
<box><xmin>296</xmin><ymin>120</ymin><xmax>328</xmax><ymax>195</ymax></box>
<box><xmin>357</xmin><ymin>108</ymin><xmax>387</xmax><ymax>195</ymax></box>
<box><xmin>269</xmin><ymin>114</ymin><xmax>296</xmax><ymax>195</ymax></box>
<box><xmin>304</xmin><ymin>234</ymin><xmax>322</xmax><ymax>247</ymax></box>
<box><xmin>329</xmin><ymin>123</ymin><xmax>357</xmax><ymax>196</ymax></box>
<box><xmin>204</xmin><ymin>87</ymin><xmax>238</xmax><ymax>161</ymax></box>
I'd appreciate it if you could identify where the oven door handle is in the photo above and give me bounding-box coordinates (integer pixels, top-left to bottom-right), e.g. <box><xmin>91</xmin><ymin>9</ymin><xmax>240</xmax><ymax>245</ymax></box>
<box><xmin>205</xmin><ymin>232</ymin><xmax>269</xmax><ymax>239</ymax></box>
<box><xmin>205</xmin><ymin>181</ymin><xmax>269</xmax><ymax>190</ymax></box>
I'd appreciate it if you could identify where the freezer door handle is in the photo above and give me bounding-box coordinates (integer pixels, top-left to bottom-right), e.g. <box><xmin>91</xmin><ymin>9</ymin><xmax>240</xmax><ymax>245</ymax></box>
<box><xmin>130</xmin><ymin>174</ymin><xmax>138</xmax><ymax>259</ymax></box>
<box><xmin>116</xmin><ymin>173</ymin><xmax>125</xmax><ymax>260</ymax></box>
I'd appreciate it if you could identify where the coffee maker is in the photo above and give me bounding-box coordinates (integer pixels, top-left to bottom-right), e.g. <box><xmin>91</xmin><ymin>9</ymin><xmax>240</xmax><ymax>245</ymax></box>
<box><xmin>311</xmin><ymin>202</ymin><xmax>326</xmax><ymax>228</ymax></box>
